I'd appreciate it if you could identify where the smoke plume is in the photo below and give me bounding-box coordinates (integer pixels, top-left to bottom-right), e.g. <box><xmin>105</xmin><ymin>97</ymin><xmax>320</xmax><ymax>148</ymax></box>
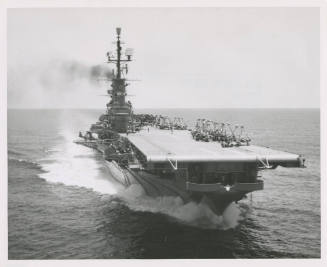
<box><xmin>8</xmin><ymin>59</ymin><xmax>113</xmax><ymax>108</ymax></box>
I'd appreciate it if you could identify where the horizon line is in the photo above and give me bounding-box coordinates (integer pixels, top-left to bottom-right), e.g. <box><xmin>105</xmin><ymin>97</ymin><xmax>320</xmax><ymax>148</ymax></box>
<box><xmin>7</xmin><ymin>107</ymin><xmax>320</xmax><ymax>110</ymax></box>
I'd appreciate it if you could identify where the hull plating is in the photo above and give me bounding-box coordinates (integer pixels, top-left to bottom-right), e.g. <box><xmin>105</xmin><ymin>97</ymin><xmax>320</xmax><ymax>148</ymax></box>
<box><xmin>103</xmin><ymin>160</ymin><xmax>260</xmax><ymax>214</ymax></box>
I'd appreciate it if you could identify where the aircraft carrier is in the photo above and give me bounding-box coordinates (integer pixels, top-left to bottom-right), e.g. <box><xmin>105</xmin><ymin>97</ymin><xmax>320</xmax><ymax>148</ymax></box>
<box><xmin>75</xmin><ymin>28</ymin><xmax>305</xmax><ymax>214</ymax></box>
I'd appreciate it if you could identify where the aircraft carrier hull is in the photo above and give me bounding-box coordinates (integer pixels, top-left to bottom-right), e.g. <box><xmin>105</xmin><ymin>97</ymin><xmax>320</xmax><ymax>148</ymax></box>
<box><xmin>75</xmin><ymin>126</ymin><xmax>304</xmax><ymax>214</ymax></box>
<box><xmin>102</xmin><ymin>158</ymin><xmax>263</xmax><ymax>214</ymax></box>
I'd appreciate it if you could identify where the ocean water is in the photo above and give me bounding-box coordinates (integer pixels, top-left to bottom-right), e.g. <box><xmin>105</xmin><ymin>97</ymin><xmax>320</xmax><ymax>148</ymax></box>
<box><xmin>8</xmin><ymin>108</ymin><xmax>320</xmax><ymax>259</ymax></box>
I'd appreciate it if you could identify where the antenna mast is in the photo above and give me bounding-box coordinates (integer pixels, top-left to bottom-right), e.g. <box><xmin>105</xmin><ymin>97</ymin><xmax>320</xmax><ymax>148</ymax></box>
<box><xmin>104</xmin><ymin>28</ymin><xmax>134</xmax><ymax>133</ymax></box>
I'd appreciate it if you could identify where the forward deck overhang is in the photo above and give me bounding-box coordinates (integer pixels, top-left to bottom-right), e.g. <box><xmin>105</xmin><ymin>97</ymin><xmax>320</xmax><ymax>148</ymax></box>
<box><xmin>124</xmin><ymin>128</ymin><xmax>304</xmax><ymax>168</ymax></box>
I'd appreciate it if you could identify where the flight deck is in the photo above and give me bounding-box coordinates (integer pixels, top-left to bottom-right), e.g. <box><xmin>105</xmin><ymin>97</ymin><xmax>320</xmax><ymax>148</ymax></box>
<box><xmin>125</xmin><ymin>127</ymin><xmax>304</xmax><ymax>168</ymax></box>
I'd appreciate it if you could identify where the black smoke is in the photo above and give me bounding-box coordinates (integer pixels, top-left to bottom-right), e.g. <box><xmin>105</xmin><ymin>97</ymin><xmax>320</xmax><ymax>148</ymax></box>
<box><xmin>59</xmin><ymin>60</ymin><xmax>114</xmax><ymax>85</ymax></box>
<box><xmin>8</xmin><ymin>59</ymin><xmax>114</xmax><ymax>107</ymax></box>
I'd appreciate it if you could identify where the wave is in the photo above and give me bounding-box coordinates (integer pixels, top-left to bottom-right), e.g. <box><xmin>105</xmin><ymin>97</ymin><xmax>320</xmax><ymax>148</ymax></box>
<box><xmin>44</xmin><ymin>148</ymin><xmax>62</xmax><ymax>153</ymax></box>
<box><xmin>8</xmin><ymin>149</ymin><xmax>24</xmax><ymax>157</ymax></box>
<box><xmin>8</xmin><ymin>158</ymin><xmax>42</xmax><ymax>170</ymax></box>
<box><xmin>118</xmin><ymin>184</ymin><xmax>246</xmax><ymax>230</ymax></box>
<box><xmin>38</xmin><ymin>129</ymin><xmax>119</xmax><ymax>195</ymax></box>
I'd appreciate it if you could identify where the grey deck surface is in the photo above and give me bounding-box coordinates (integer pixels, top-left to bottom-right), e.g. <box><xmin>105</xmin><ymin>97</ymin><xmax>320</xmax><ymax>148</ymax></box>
<box><xmin>125</xmin><ymin>127</ymin><xmax>300</xmax><ymax>164</ymax></box>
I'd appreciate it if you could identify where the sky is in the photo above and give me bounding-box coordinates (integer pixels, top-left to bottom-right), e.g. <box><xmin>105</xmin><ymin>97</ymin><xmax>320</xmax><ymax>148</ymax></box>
<box><xmin>7</xmin><ymin>7</ymin><xmax>320</xmax><ymax>109</ymax></box>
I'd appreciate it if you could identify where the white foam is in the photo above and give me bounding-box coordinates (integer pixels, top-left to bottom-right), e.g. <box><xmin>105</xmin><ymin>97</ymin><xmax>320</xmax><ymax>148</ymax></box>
<box><xmin>38</xmin><ymin>129</ymin><xmax>119</xmax><ymax>195</ymax></box>
<box><xmin>119</xmin><ymin>183</ymin><xmax>244</xmax><ymax>230</ymax></box>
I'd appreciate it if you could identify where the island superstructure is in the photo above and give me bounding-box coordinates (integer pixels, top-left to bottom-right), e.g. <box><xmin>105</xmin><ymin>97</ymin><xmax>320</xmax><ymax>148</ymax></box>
<box><xmin>75</xmin><ymin>28</ymin><xmax>305</xmax><ymax>214</ymax></box>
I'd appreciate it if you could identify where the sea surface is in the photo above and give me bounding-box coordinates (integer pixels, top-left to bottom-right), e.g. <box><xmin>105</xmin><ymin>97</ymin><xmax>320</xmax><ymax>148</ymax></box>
<box><xmin>8</xmin><ymin>108</ymin><xmax>320</xmax><ymax>259</ymax></box>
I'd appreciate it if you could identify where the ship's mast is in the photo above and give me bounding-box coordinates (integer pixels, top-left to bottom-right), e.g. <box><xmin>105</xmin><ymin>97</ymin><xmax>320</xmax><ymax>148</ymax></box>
<box><xmin>105</xmin><ymin>28</ymin><xmax>133</xmax><ymax>133</ymax></box>
<box><xmin>107</xmin><ymin>27</ymin><xmax>132</xmax><ymax>79</ymax></box>
<box><xmin>116</xmin><ymin>28</ymin><xmax>121</xmax><ymax>79</ymax></box>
